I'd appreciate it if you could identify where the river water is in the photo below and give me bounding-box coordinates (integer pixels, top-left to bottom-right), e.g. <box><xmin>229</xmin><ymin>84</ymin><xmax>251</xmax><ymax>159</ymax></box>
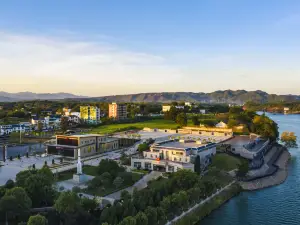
<box><xmin>200</xmin><ymin>113</ymin><xmax>300</xmax><ymax>225</ymax></box>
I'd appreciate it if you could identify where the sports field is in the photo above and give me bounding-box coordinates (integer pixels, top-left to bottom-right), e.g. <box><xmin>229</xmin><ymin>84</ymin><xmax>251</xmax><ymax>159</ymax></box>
<box><xmin>89</xmin><ymin>119</ymin><xmax>179</xmax><ymax>134</ymax></box>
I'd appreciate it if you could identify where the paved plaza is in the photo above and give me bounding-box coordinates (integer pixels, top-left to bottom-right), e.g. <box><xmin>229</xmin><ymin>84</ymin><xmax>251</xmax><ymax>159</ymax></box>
<box><xmin>0</xmin><ymin>155</ymin><xmax>57</xmax><ymax>185</ymax></box>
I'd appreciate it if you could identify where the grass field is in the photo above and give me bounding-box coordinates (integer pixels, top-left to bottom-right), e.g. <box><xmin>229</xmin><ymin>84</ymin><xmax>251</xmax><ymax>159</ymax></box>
<box><xmin>209</xmin><ymin>153</ymin><xmax>241</xmax><ymax>172</ymax></box>
<box><xmin>89</xmin><ymin>119</ymin><xmax>179</xmax><ymax>134</ymax></box>
<box><xmin>85</xmin><ymin>172</ymin><xmax>143</xmax><ymax>196</ymax></box>
<box><xmin>56</xmin><ymin>165</ymin><xmax>98</xmax><ymax>181</ymax></box>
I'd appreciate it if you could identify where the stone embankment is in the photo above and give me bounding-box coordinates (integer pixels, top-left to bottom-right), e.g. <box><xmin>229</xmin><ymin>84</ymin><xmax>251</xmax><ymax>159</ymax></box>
<box><xmin>240</xmin><ymin>148</ymin><xmax>291</xmax><ymax>191</ymax></box>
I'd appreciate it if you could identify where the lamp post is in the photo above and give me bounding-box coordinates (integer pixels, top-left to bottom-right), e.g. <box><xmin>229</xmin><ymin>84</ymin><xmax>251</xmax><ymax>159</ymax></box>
<box><xmin>19</xmin><ymin>124</ymin><xmax>22</xmax><ymax>144</ymax></box>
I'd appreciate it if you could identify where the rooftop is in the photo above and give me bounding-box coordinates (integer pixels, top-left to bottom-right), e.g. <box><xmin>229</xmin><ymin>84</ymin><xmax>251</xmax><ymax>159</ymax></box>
<box><xmin>158</xmin><ymin>141</ymin><xmax>205</xmax><ymax>149</ymax></box>
<box><xmin>153</xmin><ymin>140</ymin><xmax>216</xmax><ymax>152</ymax></box>
<box><xmin>57</xmin><ymin>134</ymin><xmax>105</xmax><ymax>138</ymax></box>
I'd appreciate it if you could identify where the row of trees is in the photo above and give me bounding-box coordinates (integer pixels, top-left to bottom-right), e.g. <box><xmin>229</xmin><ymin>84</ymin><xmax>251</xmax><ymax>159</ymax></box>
<box><xmin>99</xmin><ymin>169</ymin><xmax>232</xmax><ymax>225</ymax></box>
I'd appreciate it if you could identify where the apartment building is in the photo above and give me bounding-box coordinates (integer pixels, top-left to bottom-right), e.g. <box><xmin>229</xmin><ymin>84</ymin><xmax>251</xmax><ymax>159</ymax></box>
<box><xmin>80</xmin><ymin>106</ymin><xmax>101</xmax><ymax>124</ymax></box>
<box><xmin>109</xmin><ymin>102</ymin><xmax>127</xmax><ymax>120</ymax></box>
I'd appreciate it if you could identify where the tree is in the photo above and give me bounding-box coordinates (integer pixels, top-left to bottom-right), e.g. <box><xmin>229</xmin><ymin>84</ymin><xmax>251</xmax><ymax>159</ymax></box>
<box><xmin>118</xmin><ymin>216</ymin><xmax>136</xmax><ymax>225</ymax></box>
<box><xmin>5</xmin><ymin>179</ymin><xmax>15</xmax><ymax>189</ymax></box>
<box><xmin>191</xmin><ymin>116</ymin><xmax>200</xmax><ymax>126</ymax></box>
<box><xmin>61</xmin><ymin>116</ymin><xmax>69</xmax><ymax>132</ymax></box>
<box><xmin>27</xmin><ymin>214</ymin><xmax>48</xmax><ymax>225</ymax></box>
<box><xmin>237</xmin><ymin>159</ymin><xmax>249</xmax><ymax>177</ymax></box>
<box><xmin>121</xmin><ymin>190</ymin><xmax>131</xmax><ymax>201</ymax></box>
<box><xmin>5</xmin><ymin>187</ymin><xmax>32</xmax><ymax>213</ymax></box>
<box><xmin>281</xmin><ymin>131</ymin><xmax>298</xmax><ymax>148</ymax></box>
<box><xmin>37</xmin><ymin>121</ymin><xmax>43</xmax><ymax>133</ymax></box>
<box><xmin>113</xmin><ymin>177</ymin><xmax>124</xmax><ymax>188</ymax></box>
<box><xmin>135</xmin><ymin>212</ymin><xmax>148</xmax><ymax>225</ymax></box>
<box><xmin>227</xmin><ymin>119</ymin><xmax>239</xmax><ymax>128</ymax></box>
<box><xmin>194</xmin><ymin>155</ymin><xmax>201</xmax><ymax>174</ymax></box>
<box><xmin>176</xmin><ymin>112</ymin><xmax>187</xmax><ymax>127</ymax></box>
<box><xmin>144</xmin><ymin>207</ymin><xmax>157</xmax><ymax>225</ymax></box>
<box><xmin>0</xmin><ymin>195</ymin><xmax>18</xmax><ymax>221</ymax></box>
<box><xmin>54</xmin><ymin>191</ymin><xmax>82</xmax><ymax>214</ymax></box>
<box><xmin>24</xmin><ymin>173</ymin><xmax>56</xmax><ymax>207</ymax></box>
<box><xmin>80</xmin><ymin>197</ymin><xmax>98</xmax><ymax>212</ymax></box>
<box><xmin>138</xmin><ymin>143</ymin><xmax>149</xmax><ymax>153</ymax></box>
<box><xmin>97</xmin><ymin>159</ymin><xmax>125</xmax><ymax>177</ymax></box>
<box><xmin>164</xmin><ymin>106</ymin><xmax>178</xmax><ymax>121</ymax></box>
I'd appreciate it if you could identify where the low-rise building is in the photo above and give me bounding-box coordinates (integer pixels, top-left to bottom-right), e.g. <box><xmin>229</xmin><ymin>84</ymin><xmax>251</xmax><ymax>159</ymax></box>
<box><xmin>181</xmin><ymin>127</ymin><xmax>233</xmax><ymax>137</ymax></box>
<box><xmin>0</xmin><ymin>123</ymin><xmax>32</xmax><ymax>135</ymax></box>
<box><xmin>68</xmin><ymin>115</ymin><xmax>81</xmax><ymax>124</ymax></box>
<box><xmin>71</xmin><ymin>112</ymin><xmax>80</xmax><ymax>117</ymax></box>
<box><xmin>46</xmin><ymin>134</ymin><xmax>119</xmax><ymax>159</ymax></box>
<box><xmin>284</xmin><ymin>107</ymin><xmax>290</xmax><ymax>114</ymax></box>
<box><xmin>131</xmin><ymin>139</ymin><xmax>216</xmax><ymax>172</ymax></box>
<box><xmin>162</xmin><ymin>105</ymin><xmax>184</xmax><ymax>112</ymax></box>
<box><xmin>162</xmin><ymin>105</ymin><xmax>171</xmax><ymax>112</ymax></box>
<box><xmin>199</xmin><ymin>109</ymin><xmax>206</xmax><ymax>114</ymax></box>
<box><xmin>80</xmin><ymin>106</ymin><xmax>101</xmax><ymax>124</ymax></box>
<box><xmin>109</xmin><ymin>102</ymin><xmax>127</xmax><ymax>120</ymax></box>
<box><xmin>215</xmin><ymin>121</ymin><xmax>228</xmax><ymax>128</ymax></box>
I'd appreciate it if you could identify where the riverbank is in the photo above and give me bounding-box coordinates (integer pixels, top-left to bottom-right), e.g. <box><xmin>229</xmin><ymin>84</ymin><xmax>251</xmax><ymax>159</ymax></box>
<box><xmin>170</xmin><ymin>183</ymin><xmax>241</xmax><ymax>225</ymax></box>
<box><xmin>240</xmin><ymin>148</ymin><xmax>291</xmax><ymax>191</ymax></box>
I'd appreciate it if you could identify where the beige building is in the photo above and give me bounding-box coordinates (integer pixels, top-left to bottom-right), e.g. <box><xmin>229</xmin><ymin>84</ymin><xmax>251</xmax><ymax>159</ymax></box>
<box><xmin>47</xmin><ymin>134</ymin><xmax>119</xmax><ymax>159</ymax></box>
<box><xmin>109</xmin><ymin>102</ymin><xmax>127</xmax><ymax>120</ymax></box>
<box><xmin>131</xmin><ymin>139</ymin><xmax>216</xmax><ymax>172</ymax></box>
<box><xmin>162</xmin><ymin>105</ymin><xmax>171</xmax><ymax>112</ymax></box>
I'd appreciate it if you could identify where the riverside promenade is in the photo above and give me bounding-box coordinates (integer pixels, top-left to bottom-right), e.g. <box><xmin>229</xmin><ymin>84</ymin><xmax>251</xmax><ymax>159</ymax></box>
<box><xmin>165</xmin><ymin>181</ymin><xmax>236</xmax><ymax>225</ymax></box>
<box><xmin>240</xmin><ymin>148</ymin><xmax>291</xmax><ymax>191</ymax></box>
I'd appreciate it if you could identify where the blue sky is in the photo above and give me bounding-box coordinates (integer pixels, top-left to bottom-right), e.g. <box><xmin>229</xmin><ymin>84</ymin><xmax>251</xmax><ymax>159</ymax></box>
<box><xmin>0</xmin><ymin>0</ymin><xmax>300</xmax><ymax>96</ymax></box>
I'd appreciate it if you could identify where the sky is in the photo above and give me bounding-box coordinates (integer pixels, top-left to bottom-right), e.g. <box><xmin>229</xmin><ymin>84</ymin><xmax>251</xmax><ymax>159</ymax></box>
<box><xmin>1</xmin><ymin>0</ymin><xmax>300</xmax><ymax>96</ymax></box>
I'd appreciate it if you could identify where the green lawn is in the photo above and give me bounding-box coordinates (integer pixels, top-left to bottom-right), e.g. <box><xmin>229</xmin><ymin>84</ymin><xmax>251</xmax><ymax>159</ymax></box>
<box><xmin>55</xmin><ymin>165</ymin><xmax>98</xmax><ymax>181</ymax></box>
<box><xmin>209</xmin><ymin>153</ymin><xmax>241</xmax><ymax>172</ymax></box>
<box><xmin>89</xmin><ymin>119</ymin><xmax>179</xmax><ymax>134</ymax></box>
<box><xmin>84</xmin><ymin>173</ymin><xmax>143</xmax><ymax>196</ymax></box>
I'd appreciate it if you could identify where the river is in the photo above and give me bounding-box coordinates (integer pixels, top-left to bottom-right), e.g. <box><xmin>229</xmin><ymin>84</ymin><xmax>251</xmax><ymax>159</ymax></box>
<box><xmin>200</xmin><ymin>113</ymin><xmax>300</xmax><ymax>225</ymax></box>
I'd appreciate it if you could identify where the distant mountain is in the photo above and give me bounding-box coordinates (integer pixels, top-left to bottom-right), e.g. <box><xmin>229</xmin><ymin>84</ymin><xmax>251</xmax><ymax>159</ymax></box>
<box><xmin>78</xmin><ymin>90</ymin><xmax>300</xmax><ymax>104</ymax></box>
<box><xmin>0</xmin><ymin>91</ymin><xmax>86</xmax><ymax>102</ymax></box>
<box><xmin>1</xmin><ymin>90</ymin><xmax>299</xmax><ymax>103</ymax></box>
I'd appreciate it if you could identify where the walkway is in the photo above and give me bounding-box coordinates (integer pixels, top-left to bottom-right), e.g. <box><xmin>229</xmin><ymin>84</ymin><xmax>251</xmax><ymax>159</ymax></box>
<box><xmin>105</xmin><ymin>171</ymin><xmax>162</xmax><ymax>200</ymax></box>
<box><xmin>166</xmin><ymin>181</ymin><xmax>236</xmax><ymax>225</ymax></box>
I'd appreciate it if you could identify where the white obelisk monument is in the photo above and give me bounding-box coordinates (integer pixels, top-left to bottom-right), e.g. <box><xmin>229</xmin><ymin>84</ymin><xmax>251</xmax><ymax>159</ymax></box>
<box><xmin>73</xmin><ymin>148</ymin><xmax>87</xmax><ymax>183</ymax></box>
<box><xmin>77</xmin><ymin>148</ymin><xmax>82</xmax><ymax>175</ymax></box>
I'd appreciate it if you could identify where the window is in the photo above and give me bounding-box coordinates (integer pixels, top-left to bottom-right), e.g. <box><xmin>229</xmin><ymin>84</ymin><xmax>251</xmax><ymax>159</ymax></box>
<box><xmin>145</xmin><ymin>163</ymin><xmax>152</xmax><ymax>169</ymax></box>
<box><xmin>174</xmin><ymin>157</ymin><xmax>177</xmax><ymax>161</ymax></box>
<box><xmin>151</xmin><ymin>154</ymin><xmax>153</xmax><ymax>158</ymax></box>
<box><xmin>134</xmin><ymin>162</ymin><xmax>141</xmax><ymax>168</ymax></box>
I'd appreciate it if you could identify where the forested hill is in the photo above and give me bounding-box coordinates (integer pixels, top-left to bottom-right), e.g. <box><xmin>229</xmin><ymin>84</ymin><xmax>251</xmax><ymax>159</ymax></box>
<box><xmin>1</xmin><ymin>90</ymin><xmax>299</xmax><ymax>103</ymax></box>
<box><xmin>77</xmin><ymin>90</ymin><xmax>300</xmax><ymax>104</ymax></box>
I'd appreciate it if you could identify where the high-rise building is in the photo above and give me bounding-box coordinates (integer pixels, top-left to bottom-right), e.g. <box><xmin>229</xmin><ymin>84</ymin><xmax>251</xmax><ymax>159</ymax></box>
<box><xmin>80</xmin><ymin>106</ymin><xmax>101</xmax><ymax>124</ymax></box>
<box><xmin>109</xmin><ymin>102</ymin><xmax>127</xmax><ymax>120</ymax></box>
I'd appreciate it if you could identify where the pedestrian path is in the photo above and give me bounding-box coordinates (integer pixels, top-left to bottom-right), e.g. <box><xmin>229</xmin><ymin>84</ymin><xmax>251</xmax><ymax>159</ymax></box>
<box><xmin>165</xmin><ymin>181</ymin><xmax>236</xmax><ymax>225</ymax></box>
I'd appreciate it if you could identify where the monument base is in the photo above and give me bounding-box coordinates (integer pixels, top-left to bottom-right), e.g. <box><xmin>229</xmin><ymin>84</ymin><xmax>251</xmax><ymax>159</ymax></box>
<box><xmin>73</xmin><ymin>173</ymin><xmax>88</xmax><ymax>184</ymax></box>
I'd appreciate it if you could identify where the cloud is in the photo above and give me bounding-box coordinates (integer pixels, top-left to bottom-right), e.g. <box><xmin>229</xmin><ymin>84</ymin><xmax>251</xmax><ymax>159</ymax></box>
<box><xmin>0</xmin><ymin>31</ymin><xmax>181</xmax><ymax>96</ymax></box>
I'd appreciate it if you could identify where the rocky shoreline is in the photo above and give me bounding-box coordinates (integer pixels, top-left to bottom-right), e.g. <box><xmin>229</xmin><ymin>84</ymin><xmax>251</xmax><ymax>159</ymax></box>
<box><xmin>239</xmin><ymin>149</ymin><xmax>291</xmax><ymax>191</ymax></box>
